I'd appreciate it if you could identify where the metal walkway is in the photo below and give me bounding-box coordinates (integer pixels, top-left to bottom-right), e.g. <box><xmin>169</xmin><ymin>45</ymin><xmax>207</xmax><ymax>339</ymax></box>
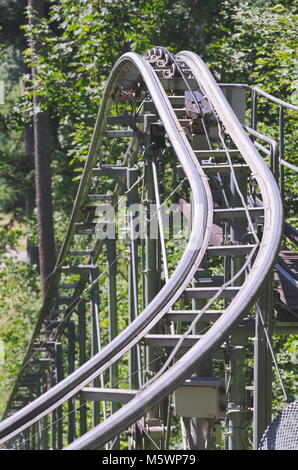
<box><xmin>0</xmin><ymin>47</ymin><xmax>297</xmax><ymax>450</ymax></box>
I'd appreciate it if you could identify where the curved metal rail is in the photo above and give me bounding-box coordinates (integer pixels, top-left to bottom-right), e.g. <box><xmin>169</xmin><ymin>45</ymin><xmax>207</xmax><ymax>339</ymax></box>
<box><xmin>0</xmin><ymin>51</ymin><xmax>213</xmax><ymax>444</ymax></box>
<box><xmin>0</xmin><ymin>48</ymin><xmax>283</xmax><ymax>450</ymax></box>
<box><xmin>64</xmin><ymin>50</ymin><xmax>283</xmax><ymax>449</ymax></box>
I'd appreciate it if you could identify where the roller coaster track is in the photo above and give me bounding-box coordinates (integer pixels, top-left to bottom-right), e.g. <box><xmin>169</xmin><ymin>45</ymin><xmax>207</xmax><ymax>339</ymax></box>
<box><xmin>1</xmin><ymin>47</ymin><xmax>297</xmax><ymax>450</ymax></box>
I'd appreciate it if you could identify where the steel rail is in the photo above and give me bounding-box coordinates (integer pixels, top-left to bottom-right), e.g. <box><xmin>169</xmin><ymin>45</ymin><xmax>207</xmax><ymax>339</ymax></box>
<box><xmin>2</xmin><ymin>64</ymin><xmax>151</xmax><ymax>421</ymax></box>
<box><xmin>64</xmin><ymin>50</ymin><xmax>283</xmax><ymax>450</ymax></box>
<box><xmin>0</xmin><ymin>52</ymin><xmax>213</xmax><ymax>444</ymax></box>
<box><xmin>0</xmin><ymin>71</ymin><xmax>152</xmax><ymax>422</ymax></box>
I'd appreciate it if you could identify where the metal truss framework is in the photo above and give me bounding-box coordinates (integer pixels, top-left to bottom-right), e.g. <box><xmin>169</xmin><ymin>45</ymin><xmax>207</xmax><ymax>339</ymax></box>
<box><xmin>0</xmin><ymin>48</ymin><xmax>297</xmax><ymax>451</ymax></box>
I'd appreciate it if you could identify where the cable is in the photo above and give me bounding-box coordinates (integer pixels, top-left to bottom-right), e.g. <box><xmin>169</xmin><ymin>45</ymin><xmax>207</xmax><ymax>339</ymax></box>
<box><xmin>255</xmin><ymin>300</ymin><xmax>288</xmax><ymax>402</ymax></box>
<box><xmin>5</xmin><ymin>251</ymin><xmax>124</xmax><ymax>391</ymax></box>
<box><xmin>142</xmin><ymin>243</ymin><xmax>259</xmax><ymax>389</ymax></box>
<box><xmin>9</xmin><ymin>354</ymin><xmax>163</xmax><ymax>450</ymax></box>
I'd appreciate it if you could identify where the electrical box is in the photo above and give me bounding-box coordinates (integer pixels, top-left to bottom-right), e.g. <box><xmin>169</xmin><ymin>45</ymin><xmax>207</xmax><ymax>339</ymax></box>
<box><xmin>174</xmin><ymin>377</ymin><xmax>226</xmax><ymax>419</ymax></box>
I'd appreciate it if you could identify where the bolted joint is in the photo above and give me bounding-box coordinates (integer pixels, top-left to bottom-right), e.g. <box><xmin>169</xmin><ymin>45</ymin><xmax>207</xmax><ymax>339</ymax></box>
<box><xmin>144</xmin><ymin>418</ymin><xmax>166</xmax><ymax>440</ymax></box>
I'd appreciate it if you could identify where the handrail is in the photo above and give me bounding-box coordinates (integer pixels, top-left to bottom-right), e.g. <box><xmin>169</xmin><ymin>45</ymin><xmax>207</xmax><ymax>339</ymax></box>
<box><xmin>243</xmin><ymin>125</ymin><xmax>279</xmax><ymax>180</ymax></box>
<box><xmin>0</xmin><ymin>52</ymin><xmax>213</xmax><ymax>444</ymax></box>
<box><xmin>220</xmin><ymin>82</ymin><xmax>297</xmax><ymax>198</ymax></box>
<box><xmin>219</xmin><ymin>83</ymin><xmax>298</xmax><ymax>112</ymax></box>
<box><xmin>280</xmin><ymin>160</ymin><xmax>298</xmax><ymax>173</ymax></box>
<box><xmin>64</xmin><ymin>51</ymin><xmax>283</xmax><ymax>450</ymax></box>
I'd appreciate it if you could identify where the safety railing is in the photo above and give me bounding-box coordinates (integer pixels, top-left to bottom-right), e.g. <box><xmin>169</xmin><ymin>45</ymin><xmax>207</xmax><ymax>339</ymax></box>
<box><xmin>220</xmin><ymin>83</ymin><xmax>298</xmax><ymax>200</ymax></box>
<box><xmin>0</xmin><ymin>50</ymin><xmax>285</xmax><ymax>450</ymax></box>
<box><xmin>0</xmin><ymin>50</ymin><xmax>212</xmax><ymax>444</ymax></box>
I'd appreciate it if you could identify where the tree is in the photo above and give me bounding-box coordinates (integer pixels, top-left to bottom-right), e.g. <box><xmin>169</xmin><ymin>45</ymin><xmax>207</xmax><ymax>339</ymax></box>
<box><xmin>0</xmin><ymin>0</ymin><xmax>296</xmax><ymax>420</ymax></box>
<box><xmin>20</xmin><ymin>0</ymin><xmax>219</xmax><ymax>165</ymax></box>
<box><xmin>28</xmin><ymin>0</ymin><xmax>55</xmax><ymax>297</ymax></box>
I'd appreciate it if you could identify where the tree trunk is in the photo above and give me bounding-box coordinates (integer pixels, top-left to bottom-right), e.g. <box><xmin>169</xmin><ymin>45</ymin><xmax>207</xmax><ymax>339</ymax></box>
<box><xmin>24</xmin><ymin>124</ymin><xmax>39</xmax><ymax>265</ymax></box>
<box><xmin>29</xmin><ymin>0</ymin><xmax>55</xmax><ymax>298</ymax></box>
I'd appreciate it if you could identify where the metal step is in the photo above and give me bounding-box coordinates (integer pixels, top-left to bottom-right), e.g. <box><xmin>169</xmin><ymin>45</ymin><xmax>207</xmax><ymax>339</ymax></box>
<box><xmin>52</xmin><ymin>297</ymin><xmax>74</xmax><ymax>306</ymax></box>
<box><xmin>69</xmin><ymin>250</ymin><xmax>95</xmax><ymax>257</ymax></box>
<box><xmin>45</xmin><ymin>320</ymin><xmax>64</xmax><ymax>329</ymax></box>
<box><xmin>31</xmin><ymin>358</ymin><xmax>54</xmax><ymax>365</ymax></box>
<box><xmin>50</xmin><ymin>309</ymin><xmax>65</xmax><ymax>315</ymax></box>
<box><xmin>106</xmin><ymin>115</ymin><xmax>146</xmax><ymax>126</ymax></box>
<box><xmin>74</xmin><ymin>222</ymin><xmax>96</xmax><ymax>235</ymax></box>
<box><xmin>21</xmin><ymin>381</ymin><xmax>39</xmax><ymax>387</ymax></box>
<box><xmin>173</xmin><ymin>108</ymin><xmax>187</xmax><ymax>118</ymax></box>
<box><xmin>143</xmin><ymin>118</ymin><xmax>191</xmax><ymax>128</ymax></box>
<box><xmin>87</xmin><ymin>194</ymin><xmax>112</xmax><ymax>201</ymax></box>
<box><xmin>213</xmin><ymin>207</ymin><xmax>264</xmax><ymax>221</ymax></box>
<box><xmin>177</xmin><ymin>163</ymin><xmax>248</xmax><ymax>177</ymax></box>
<box><xmin>206</xmin><ymin>244</ymin><xmax>255</xmax><ymax>256</ymax></box>
<box><xmin>194</xmin><ymin>150</ymin><xmax>241</xmax><ymax>159</ymax></box>
<box><xmin>194</xmin><ymin>275</ymin><xmax>223</xmax><ymax>286</ymax></box>
<box><xmin>75</xmin><ymin>229</ymin><xmax>95</xmax><ymax>236</ymax></box>
<box><xmin>159</xmin><ymin>78</ymin><xmax>198</xmax><ymax>90</ymax></box>
<box><xmin>92</xmin><ymin>165</ymin><xmax>127</xmax><ymax>179</ymax></box>
<box><xmin>79</xmin><ymin>387</ymin><xmax>137</xmax><ymax>403</ymax></box>
<box><xmin>81</xmin><ymin>204</ymin><xmax>111</xmax><ymax>213</ymax></box>
<box><xmin>61</xmin><ymin>265</ymin><xmax>97</xmax><ymax>274</ymax></box>
<box><xmin>143</xmin><ymin>97</ymin><xmax>185</xmax><ymax>113</ymax></box>
<box><xmin>33</xmin><ymin>341</ymin><xmax>56</xmax><ymax>349</ymax></box>
<box><xmin>14</xmin><ymin>395</ymin><xmax>33</xmax><ymax>402</ymax></box>
<box><xmin>167</xmin><ymin>95</ymin><xmax>185</xmax><ymax>105</ymax></box>
<box><xmin>74</xmin><ymin>221</ymin><xmax>111</xmax><ymax>235</ymax></box>
<box><xmin>185</xmin><ymin>286</ymin><xmax>240</xmax><ymax>299</ymax></box>
<box><xmin>58</xmin><ymin>283</ymin><xmax>79</xmax><ymax>289</ymax></box>
<box><xmin>105</xmin><ymin>130</ymin><xmax>134</xmax><ymax>138</ymax></box>
<box><xmin>166</xmin><ymin>310</ymin><xmax>223</xmax><ymax>322</ymax></box>
<box><xmin>143</xmin><ymin>335</ymin><xmax>237</xmax><ymax>359</ymax></box>
<box><xmin>201</xmin><ymin>163</ymin><xmax>248</xmax><ymax>174</ymax></box>
<box><xmin>40</xmin><ymin>328</ymin><xmax>60</xmax><ymax>336</ymax></box>
<box><xmin>144</xmin><ymin>334</ymin><xmax>202</xmax><ymax>348</ymax></box>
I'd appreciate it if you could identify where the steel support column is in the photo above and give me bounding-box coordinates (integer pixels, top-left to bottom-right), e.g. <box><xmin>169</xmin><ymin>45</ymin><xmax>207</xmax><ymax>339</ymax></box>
<box><xmin>67</xmin><ymin>321</ymin><xmax>76</xmax><ymax>443</ymax></box>
<box><xmin>106</xmin><ymin>233</ymin><xmax>119</xmax><ymax>449</ymax></box>
<box><xmin>225</xmin><ymin>345</ymin><xmax>248</xmax><ymax>450</ymax></box>
<box><xmin>89</xmin><ymin>267</ymin><xmax>102</xmax><ymax>427</ymax></box>
<box><xmin>253</xmin><ymin>277</ymin><xmax>273</xmax><ymax>449</ymax></box>
<box><xmin>127</xmin><ymin>168</ymin><xmax>140</xmax><ymax>390</ymax></box>
<box><xmin>226</xmin><ymin>164</ymin><xmax>248</xmax><ymax>450</ymax></box>
<box><xmin>143</xmin><ymin>151</ymin><xmax>161</xmax><ymax>449</ymax></box>
<box><xmin>55</xmin><ymin>342</ymin><xmax>63</xmax><ymax>449</ymax></box>
<box><xmin>78</xmin><ymin>300</ymin><xmax>87</xmax><ymax>435</ymax></box>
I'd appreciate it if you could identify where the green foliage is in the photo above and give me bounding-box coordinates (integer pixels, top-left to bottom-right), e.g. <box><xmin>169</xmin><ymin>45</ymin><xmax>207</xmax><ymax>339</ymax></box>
<box><xmin>0</xmin><ymin>0</ymin><xmax>297</xmax><ymax>439</ymax></box>
<box><xmin>0</xmin><ymin>46</ymin><xmax>27</xmax><ymax>213</ymax></box>
<box><xmin>0</xmin><ymin>0</ymin><xmax>27</xmax><ymax>47</ymax></box>
<box><xmin>273</xmin><ymin>335</ymin><xmax>298</xmax><ymax>408</ymax></box>
<box><xmin>207</xmin><ymin>0</ymin><xmax>298</xmax><ymax>217</ymax></box>
<box><xmin>0</xmin><ymin>257</ymin><xmax>40</xmax><ymax>414</ymax></box>
<box><xmin>0</xmin><ymin>226</ymin><xmax>23</xmax><ymax>253</ymax></box>
<box><xmin>208</xmin><ymin>1</ymin><xmax>298</xmax><ymax>90</ymax></box>
<box><xmin>18</xmin><ymin>0</ymin><xmax>218</xmax><ymax>162</ymax></box>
